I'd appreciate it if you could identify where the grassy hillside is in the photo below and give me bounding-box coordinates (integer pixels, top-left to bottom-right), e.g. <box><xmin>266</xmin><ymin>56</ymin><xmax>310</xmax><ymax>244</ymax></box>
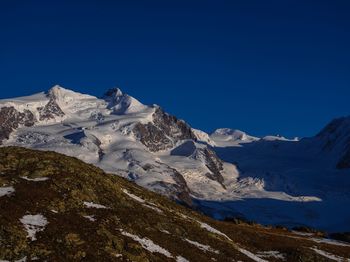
<box><xmin>0</xmin><ymin>147</ymin><xmax>349</xmax><ymax>261</ymax></box>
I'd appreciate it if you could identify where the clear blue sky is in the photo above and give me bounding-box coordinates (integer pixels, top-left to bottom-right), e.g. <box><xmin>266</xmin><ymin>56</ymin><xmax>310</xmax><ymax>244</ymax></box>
<box><xmin>1</xmin><ymin>0</ymin><xmax>349</xmax><ymax>137</ymax></box>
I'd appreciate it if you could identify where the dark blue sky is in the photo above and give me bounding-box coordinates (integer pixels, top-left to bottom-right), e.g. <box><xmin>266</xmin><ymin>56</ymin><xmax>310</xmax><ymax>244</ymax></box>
<box><xmin>1</xmin><ymin>0</ymin><xmax>349</xmax><ymax>137</ymax></box>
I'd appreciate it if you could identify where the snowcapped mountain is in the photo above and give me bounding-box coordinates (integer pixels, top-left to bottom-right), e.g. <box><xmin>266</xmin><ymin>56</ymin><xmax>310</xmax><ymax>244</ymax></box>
<box><xmin>0</xmin><ymin>86</ymin><xmax>236</xmax><ymax>207</ymax></box>
<box><xmin>1</xmin><ymin>85</ymin><xmax>350</xmax><ymax>232</ymax></box>
<box><xmin>209</xmin><ymin>121</ymin><xmax>350</xmax><ymax>232</ymax></box>
<box><xmin>210</xmin><ymin>128</ymin><xmax>259</xmax><ymax>147</ymax></box>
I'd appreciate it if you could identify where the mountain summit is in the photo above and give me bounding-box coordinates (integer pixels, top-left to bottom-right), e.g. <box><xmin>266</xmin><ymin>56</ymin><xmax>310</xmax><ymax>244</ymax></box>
<box><xmin>103</xmin><ymin>87</ymin><xmax>147</xmax><ymax>114</ymax></box>
<box><xmin>1</xmin><ymin>86</ymin><xmax>350</xmax><ymax>232</ymax></box>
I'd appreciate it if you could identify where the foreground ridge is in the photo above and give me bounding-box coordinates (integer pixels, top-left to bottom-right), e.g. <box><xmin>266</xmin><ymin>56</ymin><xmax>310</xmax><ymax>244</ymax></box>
<box><xmin>1</xmin><ymin>147</ymin><xmax>350</xmax><ymax>261</ymax></box>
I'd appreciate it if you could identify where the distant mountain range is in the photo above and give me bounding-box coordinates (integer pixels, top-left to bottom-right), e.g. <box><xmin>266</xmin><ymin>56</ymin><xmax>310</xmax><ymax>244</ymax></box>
<box><xmin>1</xmin><ymin>85</ymin><xmax>349</xmax><ymax>232</ymax></box>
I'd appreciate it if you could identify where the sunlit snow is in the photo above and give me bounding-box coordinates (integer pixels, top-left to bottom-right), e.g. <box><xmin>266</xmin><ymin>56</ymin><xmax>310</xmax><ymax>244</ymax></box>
<box><xmin>20</xmin><ymin>214</ymin><xmax>48</xmax><ymax>241</ymax></box>
<box><xmin>119</xmin><ymin>229</ymin><xmax>173</xmax><ymax>258</ymax></box>
<box><xmin>184</xmin><ymin>238</ymin><xmax>219</xmax><ymax>254</ymax></box>
<box><xmin>310</xmin><ymin>247</ymin><xmax>350</xmax><ymax>262</ymax></box>
<box><xmin>0</xmin><ymin>187</ymin><xmax>15</xmax><ymax>197</ymax></box>
<box><xmin>83</xmin><ymin>201</ymin><xmax>108</xmax><ymax>209</ymax></box>
<box><xmin>21</xmin><ymin>176</ymin><xmax>49</xmax><ymax>182</ymax></box>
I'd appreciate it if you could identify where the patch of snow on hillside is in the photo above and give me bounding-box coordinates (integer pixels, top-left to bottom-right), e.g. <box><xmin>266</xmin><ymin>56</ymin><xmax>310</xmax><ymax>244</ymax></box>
<box><xmin>184</xmin><ymin>238</ymin><xmax>219</xmax><ymax>254</ymax></box>
<box><xmin>122</xmin><ymin>189</ymin><xmax>145</xmax><ymax>203</ymax></box>
<box><xmin>0</xmin><ymin>257</ymin><xmax>28</xmax><ymax>262</ymax></box>
<box><xmin>143</xmin><ymin>204</ymin><xmax>163</xmax><ymax>213</ymax></box>
<box><xmin>310</xmin><ymin>247</ymin><xmax>350</xmax><ymax>261</ymax></box>
<box><xmin>21</xmin><ymin>176</ymin><xmax>49</xmax><ymax>182</ymax></box>
<box><xmin>257</xmin><ymin>251</ymin><xmax>285</xmax><ymax>260</ymax></box>
<box><xmin>197</xmin><ymin>221</ymin><xmax>231</xmax><ymax>241</ymax></box>
<box><xmin>83</xmin><ymin>201</ymin><xmax>108</xmax><ymax>209</ymax></box>
<box><xmin>280</xmin><ymin>231</ymin><xmax>350</xmax><ymax>247</ymax></box>
<box><xmin>83</xmin><ymin>215</ymin><xmax>96</xmax><ymax>222</ymax></box>
<box><xmin>122</xmin><ymin>189</ymin><xmax>163</xmax><ymax>213</ymax></box>
<box><xmin>176</xmin><ymin>256</ymin><xmax>190</xmax><ymax>262</ymax></box>
<box><xmin>309</xmin><ymin>237</ymin><xmax>350</xmax><ymax>247</ymax></box>
<box><xmin>291</xmin><ymin>231</ymin><xmax>314</xmax><ymax>236</ymax></box>
<box><xmin>195</xmin><ymin>219</ymin><xmax>270</xmax><ymax>262</ymax></box>
<box><xmin>0</xmin><ymin>257</ymin><xmax>27</xmax><ymax>262</ymax></box>
<box><xmin>20</xmin><ymin>214</ymin><xmax>48</xmax><ymax>241</ymax></box>
<box><xmin>120</xmin><ymin>229</ymin><xmax>173</xmax><ymax>258</ymax></box>
<box><xmin>160</xmin><ymin>229</ymin><xmax>170</xmax><ymax>234</ymax></box>
<box><xmin>237</xmin><ymin>247</ymin><xmax>268</xmax><ymax>262</ymax></box>
<box><xmin>0</xmin><ymin>187</ymin><xmax>15</xmax><ymax>197</ymax></box>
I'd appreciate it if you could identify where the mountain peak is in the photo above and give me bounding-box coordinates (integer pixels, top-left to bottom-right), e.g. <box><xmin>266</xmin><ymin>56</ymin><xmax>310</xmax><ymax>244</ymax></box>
<box><xmin>317</xmin><ymin>116</ymin><xmax>350</xmax><ymax>139</ymax></box>
<box><xmin>46</xmin><ymin>85</ymin><xmax>86</xmax><ymax>104</ymax></box>
<box><xmin>210</xmin><ymin>128</ymin><xmax>259</xmax><ymax>146</ymax></box>
<box><xmin>212</xmin><ymin>128</ymin><xmax>255</xmax><ymax>141</ymax></box>
<box><xmin>46</xmin><ymin>85</ymin><xmax>97</xmax><ymax>102</ymax></box>
<box><xmin>103</xmin><ymin>87</ymin><xmax>147</xmax><ymax>114</ymax></box>
<box><xmin>103</xmin><ymin>87</ymin><xmax>123</xmax><ymax>99</ymax></box>
<box><xmin>47</xmin><ymin>85</ymin><xmax>71</xmax><ymax>98</ymax></box>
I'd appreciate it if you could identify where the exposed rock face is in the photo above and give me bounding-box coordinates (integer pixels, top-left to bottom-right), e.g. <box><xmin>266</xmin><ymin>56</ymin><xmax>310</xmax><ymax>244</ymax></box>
<box><xmin>103</xmin><ymin>88</ymin><xmax>146</xmax><ymax>114</ymax></box>
<box><xmin>37</xmin><ymin>98</ymin><xmax>65</xmax><ymax>121</ymax></box>
<box><xmin>149</xmin><ymin>165</ymin><xmax>193</xmax><ymax>207</ymax></box>
<box><xmin>203</xmin><ymin>148</ymin><xmax>224</xmax><ymax>182</ymax></box>
<box><xmin>133</xmin><ymin>123</ymin><xmax>170</xmax><ymax>152</ymax></box>
<box><xmin>0</xmin><ymin>107</ymin><xmax>35</xmax><ymax>144</ymax></box>
<box><xmin>104</xmin><ymin>88</ymin><xmax>124</xmax><ymax>109</ymax></box>
<box><xmin>121</xmin><ymin>148</ymin><xmax>192</xmax><ymax>206</ymax></box>
<box><xmin>167</xmin><ymin>166</ymin><xmax>193</xmax><ymax>206</ymax></box>
<box><xmin>104</xmin><ymin>87</ymin><xmax>123</xmax><ymax>100</ymax></box>
<box><xmin>133</xmin><ymin>108</ymin><xmax>196</xmax><ymax>152</ymax></box>
<box><xmin>192</xmin><ymin>148</ymin><xmax>225</xmax><ymax>185</ymax></box>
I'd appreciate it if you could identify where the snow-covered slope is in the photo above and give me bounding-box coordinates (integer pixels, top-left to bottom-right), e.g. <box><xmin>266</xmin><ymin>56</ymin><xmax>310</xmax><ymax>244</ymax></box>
<box><xmin>208</xmin><ymin>122</ymin><xmax>350</xmax><ymax>232</ymax></box>
<box><xmin>0</xmin><ymin>86</ymin><xmax>238</xmax><ymax>207</ymax></box>
<box><xmin>1</xmin><ymin>85</ymin><xmax>350</xmax><ymax>232</ymax></box>
<box><xmin>210</xmin><ymin>128</ymin><xmax>259</xmax><ymax>147</ymax></box>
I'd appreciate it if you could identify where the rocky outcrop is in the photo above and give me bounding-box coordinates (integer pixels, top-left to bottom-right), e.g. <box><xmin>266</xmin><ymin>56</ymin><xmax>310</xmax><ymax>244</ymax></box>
<box><xmin>167</xmin><ymin>166</ymin><xmax>193</xmax><ymax>206</ymax></box>
<box><xmin>133</xmin><ymin>122</ymin><xmax>171</xmax><ymax>152</ymax></box>
<box><xmin>103</xmin><ymin>88</ymin><xmax>146</xmax><ymax>114</ymax></box>
<box><xmin>133</xmin><ymin>108</ymin><xmax>196</xmax><ymax>152</ymax></box>
<box><xmin>0</xmin><ymin>107</ymin><xmax>35</xmax><ymax>144</ymax></box>
<box><xmin>37</xmin><ymin>98</ymin><xmax>65</xmax><ymax>121</ymax></box>
<box><xmin>121</xmin><ymin>148</ymin><xmax>192</xmax><ymax>205</ymax></box>
<box><xmin>192</xmin><ymin>148</ymin><xmax>225</xmax><ymax>186</ymax></box>
<box><xmin>170</xmin><ymin>140</ymin><xmax>225</xmax><ymax>186</ymax></box>
<box><xmin>149</xmin><ymin>165</ymin><xmax>193</xmax><ymax>207</ymax></box>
